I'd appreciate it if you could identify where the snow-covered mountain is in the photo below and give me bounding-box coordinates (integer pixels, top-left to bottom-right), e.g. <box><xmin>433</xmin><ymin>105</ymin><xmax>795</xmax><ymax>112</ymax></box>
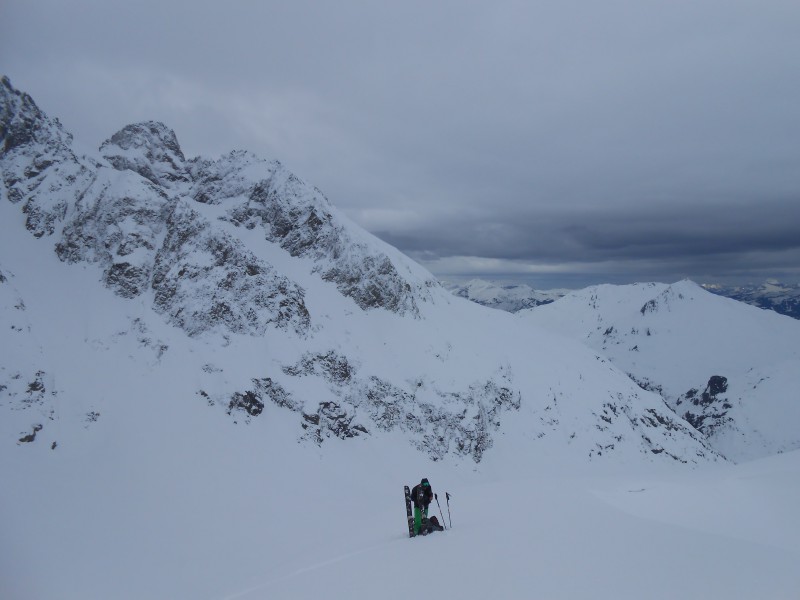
<box><xmin>519</xmin><ymin>280</ymin><xmax>800</xmax><ymax>462</ymax></box>
<box><xmin>702</xmin><ymin>280</ymin><xmax>800</xmax><ymax>320</ymax></box>
<box><xmin>0</xmin><ymin>75</ymin><xmax>716</xmax><ymax>468</ymax></box>
<box><xmin>446</xmin><ymin>278</ymin><xmax>568</xmax><ymax>312</ymax></box>
<box><xmin>448</xmin><ymin>276</ymin><xmax>800</xmax><ymax>322</ymax></box>
<box><xmin>3</xmin><ymin>77</ymin><xmax>800</xmax><ymax>600</ymax></box>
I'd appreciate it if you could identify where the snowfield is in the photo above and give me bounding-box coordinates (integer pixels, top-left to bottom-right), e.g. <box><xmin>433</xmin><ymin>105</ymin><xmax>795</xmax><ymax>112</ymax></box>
<box><xmin>3</xmin><ymin>415</ymin><xmax>799</xmax><ymax>600</ymax></box>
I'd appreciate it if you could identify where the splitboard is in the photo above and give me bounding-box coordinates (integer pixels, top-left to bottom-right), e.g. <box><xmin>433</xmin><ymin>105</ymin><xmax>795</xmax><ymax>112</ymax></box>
<box><xmin>404</xmin><ymin>485</ymin><xmax>415</xmax><ymax>537</ymax></box>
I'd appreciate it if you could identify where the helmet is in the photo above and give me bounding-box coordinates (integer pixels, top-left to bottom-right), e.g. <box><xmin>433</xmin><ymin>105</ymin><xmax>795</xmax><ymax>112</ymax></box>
<box><xmin>421</xmin><ymin>478</ymin><xmax>430</xmax><ymax>486</ymax></box>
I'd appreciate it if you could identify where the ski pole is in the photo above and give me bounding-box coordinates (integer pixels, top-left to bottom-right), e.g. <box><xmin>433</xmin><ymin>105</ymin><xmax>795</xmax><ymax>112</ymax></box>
<box><xmin>446</xmin><ymin>492</ymin><xmax>452</xmax><ymax>528</ymax></box>
<box><xmin>435</xmin><ymin>494</ymin><xmax>446</xmax><ymax>530</ymax></box>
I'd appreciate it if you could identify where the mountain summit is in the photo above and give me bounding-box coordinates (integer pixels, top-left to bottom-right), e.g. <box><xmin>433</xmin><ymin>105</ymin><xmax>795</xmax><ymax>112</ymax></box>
<box><xmin>520</xmin><ymin>280</ymin><xmax>800</xmax><ymax>461</ymax></box>
<box><xmin>100</xmin><ymin>121</ymin><xmax>187</xmax><ymax>187</ymax></box>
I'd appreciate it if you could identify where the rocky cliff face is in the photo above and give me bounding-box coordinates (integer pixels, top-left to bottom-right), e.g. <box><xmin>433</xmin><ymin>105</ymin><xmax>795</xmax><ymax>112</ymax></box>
<box><xmin>677</xmin><ymin>375</ymin><xmax>732</xmax><ymax>436</ymax></box>
<box><xmin>100</xmin><ymin>121</ymin><xmax>189</xmax><ymax>188</ymax></box>
<box><xmin>0</xmin><ymin>76</ymin><xmax>435</xmax><ymax>338</ymax></box>
<box><xmin>207</xmin><ymin>352</ymin><xmax>522</xmax><ymax>463</ymax></box>
<box><xmin>1</xmin><ymin>76</ymin><xmax>97</xmax><ymax>239</ymax></box>
<box><xmin>196</xmin><ymin>151</ymin><xmax>433</xmax><ymax>315</ymax></box>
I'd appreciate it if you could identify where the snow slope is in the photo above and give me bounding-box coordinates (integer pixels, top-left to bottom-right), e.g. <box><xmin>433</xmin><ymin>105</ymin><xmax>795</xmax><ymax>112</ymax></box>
<box><xmin>520</xmin><ymin>281</ymin><xmax>800</xmax><ymax>461</ymax></box>
<box><xmin>3</xmin><ymin>370</ymin><xmax>797</xmax><ymax>600</ymax></box>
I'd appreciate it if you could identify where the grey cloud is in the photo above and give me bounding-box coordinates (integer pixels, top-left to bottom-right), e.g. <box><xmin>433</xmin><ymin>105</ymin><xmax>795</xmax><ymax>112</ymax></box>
<box><xmin>377</xmin><ymin>197</ymin><xmax>800</xmax><ymax>266</ymax></box>
<box><xmin>2</xmin><ymin>0</ymin><xmax>800</xmax><ymax>288</ymax></box>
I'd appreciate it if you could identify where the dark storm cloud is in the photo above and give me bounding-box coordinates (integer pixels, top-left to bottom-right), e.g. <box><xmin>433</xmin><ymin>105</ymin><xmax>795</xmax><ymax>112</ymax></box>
<box><xmin>377</xmin><ymin>198</ymin><xmax>800</xmax><ymax>261</ymax></box>
<box><xmin>2</xmin><ymin>0</ymin><xmax>800</xmax><ymax>287</ymax></box>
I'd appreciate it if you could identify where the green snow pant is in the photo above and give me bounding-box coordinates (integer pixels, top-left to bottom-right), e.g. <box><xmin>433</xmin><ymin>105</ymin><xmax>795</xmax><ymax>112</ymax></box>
<box><xmin>414</xmin><ymin>506</ymin><xmax>428</xmax><ymax>535</ymax></box>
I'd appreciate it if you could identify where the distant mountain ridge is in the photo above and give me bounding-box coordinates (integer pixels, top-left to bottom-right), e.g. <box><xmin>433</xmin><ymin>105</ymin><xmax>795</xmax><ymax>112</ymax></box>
<box><xmin>702</xmin><ymin>280</ymin><xmax>800</xmax><ymax>320</ymax></box>
<box><xmin>446</xmin><ymin>278</ymin><xmax>568</xmax><ymax>312</ymax></box>
<box><xmin>449</xmin><ymin>277</ymin><xmax>800</xmax><ymax>321</ymax></box>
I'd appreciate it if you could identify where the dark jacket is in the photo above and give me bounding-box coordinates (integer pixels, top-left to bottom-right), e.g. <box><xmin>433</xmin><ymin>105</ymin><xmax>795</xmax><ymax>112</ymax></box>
<box><xmin>411</xmin><ymin>481</ymin><xmax>433</xmax><ymax>509</ymax></box>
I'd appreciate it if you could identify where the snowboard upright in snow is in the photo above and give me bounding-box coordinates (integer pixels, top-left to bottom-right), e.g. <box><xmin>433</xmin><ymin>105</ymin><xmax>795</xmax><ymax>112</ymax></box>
<box><xmin>404</xmin><ymin>485</ymin><xmax>415</xmax><ymax>537</ymax></box>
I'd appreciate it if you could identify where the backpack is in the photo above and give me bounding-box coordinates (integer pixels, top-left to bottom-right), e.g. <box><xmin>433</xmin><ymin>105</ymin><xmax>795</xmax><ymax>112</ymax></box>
<box><xmin>423</xmin><ymin>515</ymin><xmax>444</xmax><ymax>533</ymax></box>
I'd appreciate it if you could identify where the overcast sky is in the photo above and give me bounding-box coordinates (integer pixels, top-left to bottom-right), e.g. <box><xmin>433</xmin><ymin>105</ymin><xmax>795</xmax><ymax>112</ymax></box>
<box><xmin>2</xmin><ymin>0</ymin><xmax>799</xmax><ymax>288</ymax></box>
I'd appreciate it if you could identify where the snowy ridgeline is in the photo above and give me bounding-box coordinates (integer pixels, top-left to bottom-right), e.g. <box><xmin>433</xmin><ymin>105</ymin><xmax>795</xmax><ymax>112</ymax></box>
<box><xmin>449</xmin><ymin>277</ymin><xmax>800</xmax><ymax>321</ymax></box>
<box><xmin>520</xmin><ymin>281</ymin><xmax>800</xmax><ymax>462</ymax></box>
<box><xmin>0</xmin><ymin>74</ymin><xmax>730</xmax><ymax>468</ymax></box>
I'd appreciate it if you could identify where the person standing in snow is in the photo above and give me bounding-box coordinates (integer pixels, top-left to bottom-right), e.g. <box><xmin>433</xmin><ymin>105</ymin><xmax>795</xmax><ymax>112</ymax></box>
<box><xmin>410</xmin><ymin>478</ymin><xmax>435</xmax><ymax>535</ymax></box>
